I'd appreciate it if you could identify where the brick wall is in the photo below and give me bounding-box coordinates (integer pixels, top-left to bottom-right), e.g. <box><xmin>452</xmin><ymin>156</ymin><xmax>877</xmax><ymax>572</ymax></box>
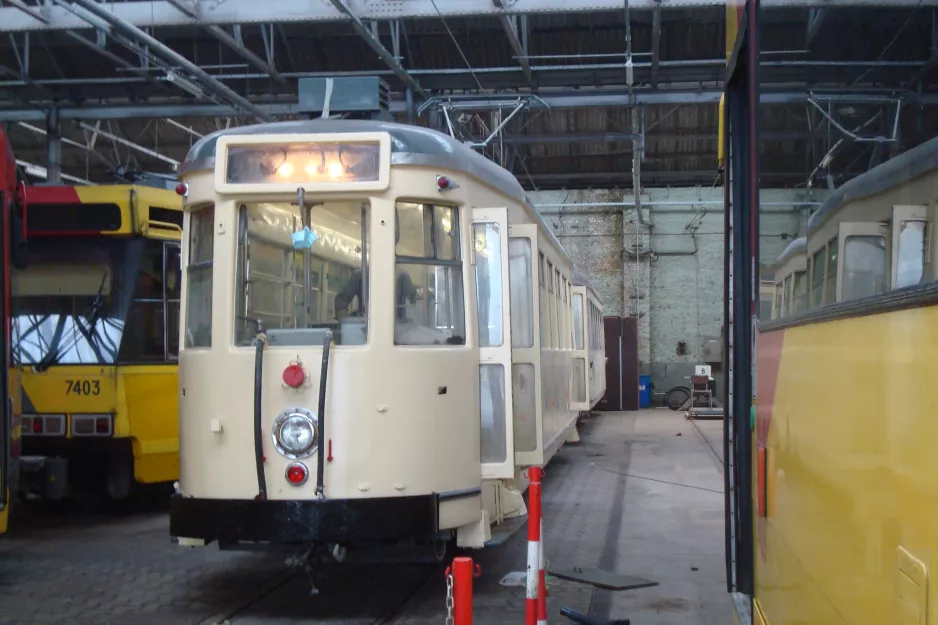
<box><xmin>529</xmin><ymin>186</ymin><xmax>822</xmax><ymax>402</ymax></box>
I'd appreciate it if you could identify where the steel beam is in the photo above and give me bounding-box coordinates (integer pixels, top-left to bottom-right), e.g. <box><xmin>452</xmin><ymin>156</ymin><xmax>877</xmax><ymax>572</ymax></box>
<box><xmin>46</xmin><ymin>108</ymin><xmax>62</xmax><ymax>183</ymax></box>
<box><xmin>327</xmin><ymin>0</ymin><xmax>426</xmax><ymax>96</ymax></box>
<box><xmin>77</xmin><ymin>122</ymin><xmax>180</xmax><ymax>168</ymax></box>
<box><xmin>1</xmin><ymin>89</ymin><xmax>936</xmax><ymax>123</ymax></box>
<box><xmin>6</xmin><ymin>0</ymin><xmax>932</xmax><ymax>33</ymax></box>
<box><xmin>651</xmin><ymin>0</ymin><xmax>661</xmax><ymax>87</ymax></box>
<box><xmin>206</xmin><ymin>25</ymin><xmax>288</xmax><ymax>87</ymax></box>
<box><xmin>163</xmin><ymin>0</ymin><xmax>287</xmax><ymax>87</ymax></box>
<box><xmin>498</xmin><ymin>13</ymin><xmax>534</xmax><ymax>87</ymax></box>
<box><xmin>5</xmin><ymin>0</ymin><xmax>49</xmax><ymax>24</ymax></box>
<box><xmin>65</xmin><ymin>0</ymin><xmax>272</xmax><ymax>121</ymax></box>
<box><xmin>17</xmin><ymin>159</ymin><xmax>93</xmax><ymax>185</ymax></box>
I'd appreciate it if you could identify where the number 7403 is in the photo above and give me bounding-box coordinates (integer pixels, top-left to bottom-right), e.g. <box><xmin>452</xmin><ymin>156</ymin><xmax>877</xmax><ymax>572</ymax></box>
<box><xmin>65</xmin><ymin>380</ymin><xmax>101</xmax><ymax>396</ymax></box>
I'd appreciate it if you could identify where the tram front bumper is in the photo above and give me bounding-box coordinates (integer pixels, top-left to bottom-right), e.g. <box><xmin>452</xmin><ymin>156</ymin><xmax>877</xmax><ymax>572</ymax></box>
<box><xmin>169</xmin><ymin>494</ymin><xmax>441</xmax><ymax>545</ymax></box>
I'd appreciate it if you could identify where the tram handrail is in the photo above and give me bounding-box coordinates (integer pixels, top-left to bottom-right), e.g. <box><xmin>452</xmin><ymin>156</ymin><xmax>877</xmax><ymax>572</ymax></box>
<box><xmin>252</xmin><ymin>320</ymin><xmax>268</xmax><ymax>500</ymax></box>
<box><xmin>316</xmin><ymin>331</ymin><xmax>333</xmax><ymax>499</ymax></box>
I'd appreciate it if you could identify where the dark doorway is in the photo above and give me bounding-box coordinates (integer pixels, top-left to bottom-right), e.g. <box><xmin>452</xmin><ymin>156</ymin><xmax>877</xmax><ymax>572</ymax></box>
<box><xmin>597</xmin><ymin>316</ymin><xmax>639</xmax><ymax>412</ymax></box>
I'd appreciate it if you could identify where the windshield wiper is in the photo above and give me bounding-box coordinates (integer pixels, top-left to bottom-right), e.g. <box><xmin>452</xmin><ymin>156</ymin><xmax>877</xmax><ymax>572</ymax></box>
<box><xmin>34</xmin><ymin>315</ymin><xmax>67</xmax><ymax>372</ymax></box>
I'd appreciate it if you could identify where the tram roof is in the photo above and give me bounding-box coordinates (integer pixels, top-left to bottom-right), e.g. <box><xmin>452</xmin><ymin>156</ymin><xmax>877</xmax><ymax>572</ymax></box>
<box><xmin>772</xmin><ymin>236</ymin><xmax>807</xmax><ymax>269</ymax></box>
<box><xmin>179</xmin><ymin>118</ymin><xmax>570</xmax><ymax>266</ymax></box>
<box><xmin>807</xmin><ymin>135</ymin><xmax>938</xmax><ymax>237</ymax></box>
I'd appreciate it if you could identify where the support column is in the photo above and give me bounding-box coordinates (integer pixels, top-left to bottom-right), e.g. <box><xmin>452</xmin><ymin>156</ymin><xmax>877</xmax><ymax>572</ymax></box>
<box><xmin>46</xmin><ymin>107</ymin><xmax>61</xmax><ymax>184</ymax></box>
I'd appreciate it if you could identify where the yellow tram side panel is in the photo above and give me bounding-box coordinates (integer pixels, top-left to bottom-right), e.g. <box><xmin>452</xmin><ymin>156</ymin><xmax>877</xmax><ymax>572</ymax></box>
<box><xmin>754</xmin><ymin>306</ymin><xmax>938</xmax><ymax>625</ymax></box>
<box><xmin>15</xmin><ymin>364</ymin><xmax>178</xmax><ymax>484</ymax></box>
<box><xmin>69</xmin><ymin>184</ymin><xmax>183</xmax><ymax>236</ymax></box>
<box><xmin>2</xmin><ymin>369</ymin><xmax>22</xmax><ymax>535</ymax></box>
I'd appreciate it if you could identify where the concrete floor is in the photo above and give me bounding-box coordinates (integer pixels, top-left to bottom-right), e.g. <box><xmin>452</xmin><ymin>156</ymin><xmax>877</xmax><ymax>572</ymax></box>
<box><xmin>595</xmin><ymin>410</ymin><xmax>729</xmax><ymax>624</ymax></box>
<box><xmin>0</xmin><ymin>409</ymin><xmax>731</xmax><ymax>624</ymax></box>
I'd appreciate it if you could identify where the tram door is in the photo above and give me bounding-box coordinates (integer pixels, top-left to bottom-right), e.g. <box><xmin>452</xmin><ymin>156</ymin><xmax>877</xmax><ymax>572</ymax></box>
<box><xmin>472</xmin><ymin>208</ymin><xmax>516</xmax><ymax>479</ymax></box>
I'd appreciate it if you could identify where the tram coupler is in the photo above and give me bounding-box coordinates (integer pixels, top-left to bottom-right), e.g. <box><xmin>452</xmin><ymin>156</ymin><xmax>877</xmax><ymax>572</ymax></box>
<box><xmin>285</xmin><ymin>545</ymin><xmax>320</xmax><ymax>596</ymax></box>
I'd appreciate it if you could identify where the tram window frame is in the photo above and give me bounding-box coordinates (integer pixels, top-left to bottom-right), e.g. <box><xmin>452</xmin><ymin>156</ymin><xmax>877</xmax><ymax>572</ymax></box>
<box><xmin>394</xmin><ymin>201</ymin><xmax>466</xmax><ymax>346</ymax></box>
<box><xmin>774</xmin><ymin>282</ymin><xmax>783</xmax><ymax>319</ymax></box>
<box><xmin>842</xmin><ymin>234</ymin><xmax>887</xmax><ymax>302</ymax></box>
<box><xmin>234</xmin><ymin>201</ymin><xmax>371</xmax><ymax>347</ymax></box>
<box><xmin>546</xmin><ymin>260</ymin><xmax>557</xmax><ymax>349</ymax></box>
<box><xmin>538</xmin><ymin>252</ymin><xmax>547</xmax><ymax>347</ymax></box>
<box><xmin>825</xmin><ymin>238</ymin><xmax>837</xmax><ymax>304</ymax></box>
<box><xmin>809</xmin><ymin>249</ymin><xmax>825</xmax><ymax>309</ymax></box>
<box><xmin>782</xmin><ymin>274</ymin><xmax>792</xmax><ymax>316</ymax></box>
<box><xmin>184</xmin><ymin>204</ymin><xmax>214</xmax><ymax>349</ymax></box>
<box><xmin>791</xmin><ymin>270</ymin><xmax>807</xmax><ymax>314</ymax></box>
<box><xmin>895</xmin><ymin>219</ymin><xmax>927</xmax><ymax>289</ymax></box>
<box><xmin>508</xmin><ymin>237</ymin><xmax>535</xmax><ymax>349</ymax></box>
<box><xmin>118</xmin><ymin>239</ymin><xmax>181</xmax><ymax>363</ymax></box>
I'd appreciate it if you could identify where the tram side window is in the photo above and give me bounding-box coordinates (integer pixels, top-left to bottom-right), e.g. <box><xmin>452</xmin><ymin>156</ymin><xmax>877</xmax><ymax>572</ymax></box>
<box><xmin>573</xmin><ymin>293</ymin><xmax>584</xmax><ymax>350</ymax></box>
<box><xmin>395</xmin><ymin>202</ymin><xmax>465</xmax><ymax>346</ymax></box>
<box><xmin>825</xmin><ymin>238</ymin><xmax>837</xmax><ymax>304</ymax></box>
<box><xmin>508</xmin><ymin>238</ymin><xmax>534</xmax><ymax>348</ymax></box>
<box><xmin>895</xmin><ymin>220</ymin><xmax>927</xmax><ymax>288</ymax></box>
<box><xmin>782</xmin><ymin>275</ymin><xmax>792</xmax><ymax>317</ymax></box>
<box><xmin>791</xmin><ymin>270</ymin><xmax>807</xmax><ymax>314</ymax></box>
<box><xmin>843</xmin><ymin>235</ymin><xmax>886</xmax><ymax>301</ymax></box>
<box><xmin>119</xmin><ymin>240</ymin><xmax>181</xmax><ymax>362</ymax></box>
<box><xmin>774</xmin><ymin>283</ymin><xmax>783</xmax><ymax>318</ymax></box>
<box><xmin>538</xmin><ymin>253</ymin><xmax>547</xmax><ymax>347</ymax></box>
<box><xmin>185</xmin><ymin>204</ymin><xmax>214</xmax><ymax>348</ymax></box>
<box><xmin>474</xmin><ymin>222</ymin><xmax>505</xmax><ymax>348</ymax></box>
<box><xmin>811</xmin><ymin>249</ymin><xmax>825</xmax><ymax>309</ymax></box>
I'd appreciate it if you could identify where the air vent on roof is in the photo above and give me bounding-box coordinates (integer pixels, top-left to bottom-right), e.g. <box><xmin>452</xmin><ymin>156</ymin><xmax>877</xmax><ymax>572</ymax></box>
<box><xmin>297</xmin><ymin>77</ymin><xmax>391</xmax><ymax>121</ymax></box>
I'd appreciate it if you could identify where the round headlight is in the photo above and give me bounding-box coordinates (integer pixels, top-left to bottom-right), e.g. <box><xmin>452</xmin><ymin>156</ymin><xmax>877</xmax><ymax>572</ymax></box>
<box><xmin>272</xmin><ymin>408</ymin><xmax>318</xmax><ymax>459</ymax></box>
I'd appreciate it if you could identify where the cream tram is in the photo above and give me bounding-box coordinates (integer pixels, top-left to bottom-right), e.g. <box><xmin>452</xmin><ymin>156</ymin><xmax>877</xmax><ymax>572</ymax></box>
<box><xmin>169</xmin><ymin>118</ymin><xmax>606</xmax><ymax>558</ymax></box>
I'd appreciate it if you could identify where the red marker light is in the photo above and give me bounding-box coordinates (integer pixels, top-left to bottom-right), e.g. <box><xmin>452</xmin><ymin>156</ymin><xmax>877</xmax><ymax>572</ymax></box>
<box><xmin>437</xmin><ymin>176</ymin><xmax>451</xmax><ymax>190</ymax></box>
<box><xmin>282</xmin><ymin>363</ymin><xmax>305</xmax><ymax>388</ymax></box>
<box><xmin>175</xmin><ymin>182</ymin><xmax>188</xmax><ymax>196</ymax></box>
<box><xmin>285</xmin><ymin>463</ymin><xmax>308</xmax><ymax>486</ymax></box>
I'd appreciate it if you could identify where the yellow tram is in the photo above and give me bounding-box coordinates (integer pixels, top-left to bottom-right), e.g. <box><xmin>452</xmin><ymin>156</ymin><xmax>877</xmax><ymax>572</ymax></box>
<box><xmin>12</xmin><ymin>183</ymin><xmax>183</xmax><ymax>500</ymax></box>
<box><xmin>168</xmin><ymin>112</ymin><xmax>606</xmax><ymax>564</ymax></box>
<box><xmin>751</xmin><ymin>136</ymin><xmax>938</xmax><ymax>623</ymax></box>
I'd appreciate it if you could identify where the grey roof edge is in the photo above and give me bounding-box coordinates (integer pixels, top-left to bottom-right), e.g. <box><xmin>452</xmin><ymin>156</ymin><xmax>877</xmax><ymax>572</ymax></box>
<box><xmin>772</xmin><ymin>236</ymin><xmax>807</xmax><ymax>268</ymax></box>
<box><xmin>806</xmin><ymin>135</ymin><xmax>938</xmax><ymax>237</ymax></box>
<box><xmin>179</xmin><ymin>118</ymin><xmax>572</xmax><ymax>269</ymax></box>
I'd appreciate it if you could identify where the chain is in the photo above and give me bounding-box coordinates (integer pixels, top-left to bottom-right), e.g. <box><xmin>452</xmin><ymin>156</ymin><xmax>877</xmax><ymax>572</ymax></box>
<box><xmin>444</xmin><ymin>572</ymin><xmax>454</xmax><ymax>625</ymax></box>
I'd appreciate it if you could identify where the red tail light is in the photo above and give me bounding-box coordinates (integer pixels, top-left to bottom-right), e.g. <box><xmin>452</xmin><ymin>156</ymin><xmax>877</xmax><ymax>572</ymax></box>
<box><xmin>285</xmin><ymin>462</ymin><xmax>308</xmax><ymax>486</ymax></box>
<box><xmin>32</xmin><ymin>418</ymin><xmax>42</xmax><ymax>434</ymax></box>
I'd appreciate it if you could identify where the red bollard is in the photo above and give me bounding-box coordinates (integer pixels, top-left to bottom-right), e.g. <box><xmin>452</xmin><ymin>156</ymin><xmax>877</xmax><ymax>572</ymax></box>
<box><xmin>538</xmin><ymin>518</ymin><xmax>547</xmax><ymax>625</ymax></box>
<box><xmin>452</xmin><ymin>556</ymin><xmax>475</xmax><ymax>625</ymax></box>
<box><xmin>526</xmin><ymin>466</ymin><xmax>543</xmax><ymax>625</ymax></box>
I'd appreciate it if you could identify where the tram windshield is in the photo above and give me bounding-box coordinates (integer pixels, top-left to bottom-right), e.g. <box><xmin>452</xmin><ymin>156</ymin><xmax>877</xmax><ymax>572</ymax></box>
<box><xmin>234</xmin><ymin>200</ymin><xmax>370</xmax><ymax>346</ymax></box>
<box><xmin>11</xmin><ymin>237</ymin><xmax>180</xmax><ymax>366</ymax></box>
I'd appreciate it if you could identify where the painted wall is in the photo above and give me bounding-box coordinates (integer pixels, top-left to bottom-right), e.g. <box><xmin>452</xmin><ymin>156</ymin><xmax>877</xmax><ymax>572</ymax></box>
<box><xmin>529</xmin><ymin>186</ymin><xmax>822</xmax><ymax>402</ymax></box>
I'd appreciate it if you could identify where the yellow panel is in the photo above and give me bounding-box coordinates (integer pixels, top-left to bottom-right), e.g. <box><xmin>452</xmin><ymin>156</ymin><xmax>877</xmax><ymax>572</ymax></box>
<box><xmin>754</xmin><ymin>305</ymin><xmax>938</xmax><ymax>624</ymax></box>
<box><xmin>15</xmin><ymin>364</ymin><xmax>179</xmax><ymax>485</ymax></box>
<box><xmin>121</xmin><ymin>366</ymin><xmax>179</xmax><ymax>484</ymax></box>
<box><xmin>897</xmin><ymin>547</ymin><xmax>928</xmax><ymax>625</ymax></box>
<box><xmin>72</xmin><ymin>184</ymin><xmax>181</xmax><ymax>236</ymax></box>
<box><xmin>19</xmin><ymin>366</ymin><xmax>118</xmax><ymax>419</ymax></box>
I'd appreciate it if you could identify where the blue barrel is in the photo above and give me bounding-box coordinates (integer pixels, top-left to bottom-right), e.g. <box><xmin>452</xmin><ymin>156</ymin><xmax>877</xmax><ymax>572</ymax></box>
<box><xmin>638</xmin><ymin>375</ymin><xmax>652</xmax><ymax>408</ymax></box>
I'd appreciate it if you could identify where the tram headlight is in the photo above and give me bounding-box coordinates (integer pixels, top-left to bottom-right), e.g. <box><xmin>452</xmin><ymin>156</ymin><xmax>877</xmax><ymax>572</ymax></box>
<box><xmin>271</xmin><ymin>408</ymin><xmax>319</xmax><ymax>459</ymax></box>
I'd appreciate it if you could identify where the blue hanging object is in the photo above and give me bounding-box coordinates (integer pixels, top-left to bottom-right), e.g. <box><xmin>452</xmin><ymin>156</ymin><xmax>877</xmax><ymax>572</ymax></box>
<box><xmin>292</xmin><ymin>226</ymin><xmax>318</xmax><ymax>250</ymax></box>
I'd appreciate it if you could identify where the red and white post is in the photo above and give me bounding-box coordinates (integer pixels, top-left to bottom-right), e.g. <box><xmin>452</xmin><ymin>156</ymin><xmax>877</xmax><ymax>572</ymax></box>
<box><xmin>451</xmin><ymin>556</ymin><xmax>475</xmax><ymax>625</ymax></box>
<box><xmin>526</xmin><ymin>466</ymin><xmax>545</xmax><ymax>625</ymax></box>
<box><xmin>538</xmin><ymin>516</ymin><xmax>547</xmax><ymax>625</ymax></box>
